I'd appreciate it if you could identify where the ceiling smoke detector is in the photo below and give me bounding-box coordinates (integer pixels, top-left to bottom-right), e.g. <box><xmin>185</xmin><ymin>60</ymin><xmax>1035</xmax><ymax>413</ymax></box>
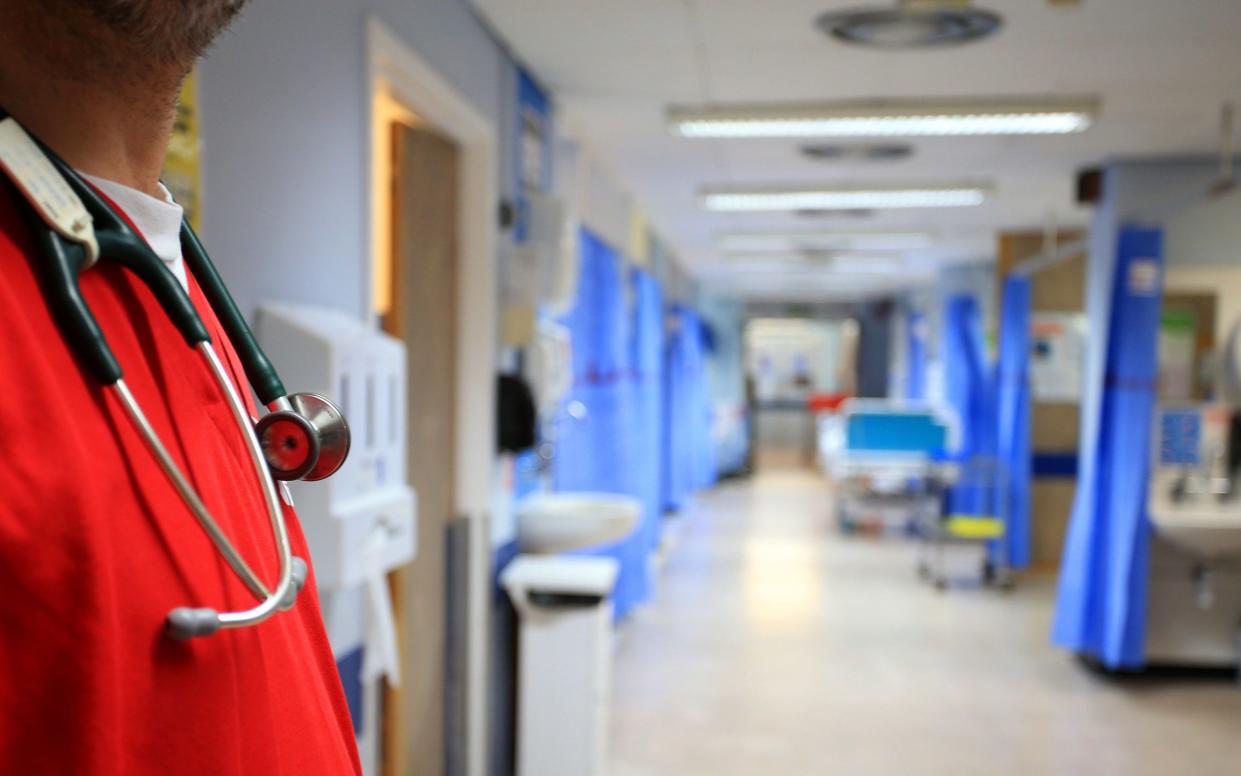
<box><xmin>817</xmin><ymin>0</ymin><xmax>1003</xmax><ymax>49</ymax></box>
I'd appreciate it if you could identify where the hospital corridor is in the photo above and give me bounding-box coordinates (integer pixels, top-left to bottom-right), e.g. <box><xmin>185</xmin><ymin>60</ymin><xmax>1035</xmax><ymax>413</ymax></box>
<box><xmin>610</xmin><ymin>466</ymin><xmax>1241</xmax><ymax>775</ymax></box>
<box><xmin>5</xmin><ymin>1</ymin><xmax>1241</xmax><ymax>775</ymax></box>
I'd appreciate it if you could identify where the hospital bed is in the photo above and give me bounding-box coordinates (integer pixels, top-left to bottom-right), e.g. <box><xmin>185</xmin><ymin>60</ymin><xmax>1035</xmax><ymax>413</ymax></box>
<box><xmin>819</xmin><ymin>400</ymin><xmax>959</xmax><ymax>535</ymax></box>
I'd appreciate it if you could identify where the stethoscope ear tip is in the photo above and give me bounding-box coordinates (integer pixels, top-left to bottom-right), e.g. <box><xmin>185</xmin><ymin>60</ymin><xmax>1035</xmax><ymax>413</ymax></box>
<box><xmin>166</xmin><ymin>607</ymin><xmax>221</xmax><ymax>640</ymax></box>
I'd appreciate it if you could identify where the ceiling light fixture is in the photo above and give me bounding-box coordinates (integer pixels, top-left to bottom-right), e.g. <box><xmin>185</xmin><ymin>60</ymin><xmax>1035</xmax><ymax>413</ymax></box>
<box><xmin>801</xmin><ymin>142</ymin><xmax>915</xmax><ymax>161</ymax></box>
<box><xmin>719</xmin><ymin>231</ymin><xmax>933</xmax><ymax>252</ymax></box>
<box><xmin>701</xmin><ymin>184</ymin><xmax>988</xmax><ymax>212</ymax></box>
<box><xmin>817</xmin><ymin>1</ymin><xmax>1002</xmax><ymax>49</ymax></box>
<box><xmin>668</xmin><ymin>98</ymin><xmax>1097</xmax><ymax>139</ymax></box>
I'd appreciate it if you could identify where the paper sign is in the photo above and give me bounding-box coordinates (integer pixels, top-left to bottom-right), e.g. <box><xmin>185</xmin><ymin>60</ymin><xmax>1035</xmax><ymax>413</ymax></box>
<box><xmin>1128</xmin><ymin>259</ymin><xmax>1160</xmax><ymax>295</ymax></box>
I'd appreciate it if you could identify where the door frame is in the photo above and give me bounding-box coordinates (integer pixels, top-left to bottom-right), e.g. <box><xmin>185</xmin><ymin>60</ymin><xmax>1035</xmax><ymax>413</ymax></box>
<box><xmin>365</xmin><ymin>16</ymin><xmax>496</xmax><ymax>776</ymax></box>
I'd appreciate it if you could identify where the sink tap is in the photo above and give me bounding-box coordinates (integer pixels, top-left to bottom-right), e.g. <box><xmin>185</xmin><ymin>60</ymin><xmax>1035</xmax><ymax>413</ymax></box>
<box><xmin>536</xmin><ymin>401</ymin><xmax>589</xmax><ymax>475</ymax></box>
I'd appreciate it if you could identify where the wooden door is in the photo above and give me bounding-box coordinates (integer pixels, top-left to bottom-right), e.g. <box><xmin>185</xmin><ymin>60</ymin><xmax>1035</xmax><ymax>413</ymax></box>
<box><xmin>383</xmin><ymin>123</ymin><xmax>459</xmax><ymax>776</ymax></box>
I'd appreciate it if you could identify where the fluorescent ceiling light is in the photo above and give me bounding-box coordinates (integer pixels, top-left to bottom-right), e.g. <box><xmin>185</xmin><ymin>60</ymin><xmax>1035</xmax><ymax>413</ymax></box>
<box><xmin>668</xmin><ymin>99</ymin><xmax>1097</xmax><ymax>138</ymax></box>
<box><xmin>701</xmin><ymin>184</ymin><xmax>988</xmax><ymax>212</ymax></box>
<box><xmin>719</xmin><ymin>231</ymin><xmax>933</xmax><ymax>252</ymax></box>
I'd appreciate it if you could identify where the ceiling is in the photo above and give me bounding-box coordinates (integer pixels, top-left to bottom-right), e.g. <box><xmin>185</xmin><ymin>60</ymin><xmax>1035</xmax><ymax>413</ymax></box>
<box><xmin>471</xmin><ymin>0</ymin><xmax>1241</xmax><ymax>301</ymax></box>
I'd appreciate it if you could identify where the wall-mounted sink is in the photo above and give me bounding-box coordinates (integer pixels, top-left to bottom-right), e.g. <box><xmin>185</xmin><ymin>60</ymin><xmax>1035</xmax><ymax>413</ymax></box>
<box><xmin>1150</xmin><ymin>477</ymin><xmax>1241</xmax><ymax>560</ymax></box>
<box><xmin>515</xmin><ymin>492</ymin><xmax>641</xmax><ymax>554</ymax></box>
<box><xmin>1150</xmin><ymin>511</ymin><xmax>1241</xmax><ymax>560</ymax></box>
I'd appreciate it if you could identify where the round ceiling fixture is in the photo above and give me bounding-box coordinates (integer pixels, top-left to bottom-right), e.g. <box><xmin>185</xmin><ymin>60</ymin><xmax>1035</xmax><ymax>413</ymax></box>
<box><xmin>816</xmin><ymin>1</ymin><xmax>1002</xmax><ymax>49</ymax></box>
<box><xmin>801</xmin><ymin>143</ymin><xmax>914</xmax><ymax>161</ymax></box>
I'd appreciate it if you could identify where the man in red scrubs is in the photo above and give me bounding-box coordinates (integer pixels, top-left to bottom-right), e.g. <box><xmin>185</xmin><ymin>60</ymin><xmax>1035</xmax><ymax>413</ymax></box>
<box><xmin>0</xmin><ymin>2</ymin><xmax>361</xmax><ymax>773</ymax></box>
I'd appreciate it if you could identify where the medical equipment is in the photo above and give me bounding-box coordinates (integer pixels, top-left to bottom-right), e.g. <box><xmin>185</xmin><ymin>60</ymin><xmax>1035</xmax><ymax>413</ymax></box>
<box><xmin>0</xmin><ymin>114</ymin><xmax>351</xmax><ymax>640</ymax></box>
<box><xmin>821</xmin><ymin>400</ymin><xmax>958</xmax><ymax>534</ymax></box>
<box><xmin>915</xmin><ymin>456</ymin><xmax>1012</xmax><ymax>590</ymax></box>
<box><xmin>257</xmin><ymin>303</ymin><xmax>416</xmax><ymax>774</ymax></box>
<box><xmin>1145</xmin><ymin>402</ymin><xmax>1241</xmax><ymax>667</ymax></box>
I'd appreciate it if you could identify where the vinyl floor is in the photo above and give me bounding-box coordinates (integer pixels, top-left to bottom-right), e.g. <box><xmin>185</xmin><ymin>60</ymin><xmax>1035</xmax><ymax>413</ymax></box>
<box><xmin>609</xmin><ymin>467</ymin><xmax>1241</xmax><ymax>776</ymax></box>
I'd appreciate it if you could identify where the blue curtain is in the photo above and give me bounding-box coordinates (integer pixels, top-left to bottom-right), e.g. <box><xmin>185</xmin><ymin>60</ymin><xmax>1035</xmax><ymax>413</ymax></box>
<box><xmin>554</xmin><ymin>230</ymin><xmax>650</xmax><ymax>618</ymax></box>
<box><xmin>942</xmin><ymin>294</ymin><xmax>998</xmax><ymax>516</ymax></box>
<box><xmin>906</xmin><ymin>311</ymin><xmax>928</xmax><ymax>401</ymax></box>
<box><xmin>663</xmin><ymin>306</ymin><xmax>716</xmax><ymax>511</ymax></box>
<box><xmin>1053</xmin><ymin>226</ymin><xmax>1163</xmax><ymax>669</ymax></box>
<box><xmin>630</xmin><ymin>269</ymin><xmax>665</xmax><ymax>556</ymax></box>
<box><xmin>995</xmin><ymin>276</ymin><xmax>1032</xmax><ymax>568</ymax></box>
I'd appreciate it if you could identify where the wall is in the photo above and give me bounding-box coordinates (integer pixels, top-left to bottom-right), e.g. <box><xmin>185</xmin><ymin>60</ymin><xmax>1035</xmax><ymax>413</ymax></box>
<box><xmin>1164</xmin><ymin>266</ymin><xmax>1241</xmax><ymax>342</ymax></box>
<box><xmin>745</xmin><ymin>318</ymin><xmax>846</xmax><ymax>399</ymax></box>
<box><xmin>1163</xmin><ymin>180</ymin><xmax>1241</xmax><ymax>340</ymax></box>
<box><xmin>899</xmin><ymin>262</ymin><xmax>995</xmax><ymax>405</ymax></box>
<box><xmin>197</xmin><ymin>5</ymin><xmax>517</xmax><ymax>775</ymax></box>
<box><xmin>199</xmin><ymin>0</ymin><xmax>517</xmax><ymax>322</ymax></box>
<box><xmin>1165</xmin><ymin>180</ymin><xmax>1241</xmax><ymax>269</ymax></box>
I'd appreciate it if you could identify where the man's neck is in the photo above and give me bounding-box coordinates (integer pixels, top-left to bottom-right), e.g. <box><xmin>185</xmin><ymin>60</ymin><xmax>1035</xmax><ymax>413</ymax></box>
<box><xmin>0</xmin><ymin>26</ymin><xmax>182</xmax><ymax>198</ymax></box>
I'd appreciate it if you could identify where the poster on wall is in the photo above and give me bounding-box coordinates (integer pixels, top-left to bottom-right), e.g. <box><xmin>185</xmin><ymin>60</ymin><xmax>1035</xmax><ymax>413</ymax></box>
<box><xmin>1029</xmin><ymin>312</ymin><xmax>1087</xmax><ymax>403</ymax></box>
<box><xmin>515</xmin><ymin>69</ymin><xmax>552</xmax><ymax>224</ymax></box>
<box><xmin>520</xmin><ymin>105</ymin><xmax>546</xmax><ymax>194</ymax></box>
<box><xmin>1157</xmin><ymin>309</ymin><xmax>1197</xmax><ymax>401</ymax></box>
<box><xmin>162</xmin><ymin>70</ymin><xmax>202</xmax><ymax>231</ymax></box>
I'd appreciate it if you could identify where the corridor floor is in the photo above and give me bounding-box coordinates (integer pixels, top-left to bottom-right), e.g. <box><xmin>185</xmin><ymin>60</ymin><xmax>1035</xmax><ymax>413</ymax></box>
<box><xmin>608</xmin><ymin>468</ymin><xmax>1241</xmax><ymax>776</ymax></box>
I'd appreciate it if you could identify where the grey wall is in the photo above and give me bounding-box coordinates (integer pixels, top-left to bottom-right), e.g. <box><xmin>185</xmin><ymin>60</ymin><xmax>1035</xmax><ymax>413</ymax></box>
<box><xmin>197</xmin><ymin>6</ymin><xmax>522</xmax><ymax>775</ymax></box>
<box><xmin>199</xmin><ymin>0</ymin><xmax>518</xmax><ymax>322</ymax></box>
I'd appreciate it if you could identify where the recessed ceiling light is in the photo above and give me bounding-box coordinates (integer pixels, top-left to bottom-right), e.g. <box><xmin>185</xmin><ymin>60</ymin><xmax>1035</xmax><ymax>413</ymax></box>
<box><xmin>668</xmin><ymin>98</ymin><xmax>1097</xmax><ymax>138</ymax></box>
<box><xmin>719</xmin><ymin>231</ymin><xmax>933</xmax><ymax>252</ymax></box>
<box><xmin>700</xmin><ymin>184</ymin><xmax>989</xmax><ymax>212</ymax></box>
<box><xmin>817</xmin><ymin>1</ymin><xmax>1002</xmax><ymax>49</ymax></box>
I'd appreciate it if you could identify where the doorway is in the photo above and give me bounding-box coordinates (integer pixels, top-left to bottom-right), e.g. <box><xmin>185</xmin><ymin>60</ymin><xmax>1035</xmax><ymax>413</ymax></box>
<box><xmin>378</xmin><ymin>116</ymin><xmax>462</xmax><ymax>775</ymax></box>
<box><xmin>366</xmin><ymin>16</ymin><xmax>499</xmax><ymax>776</ymax></box>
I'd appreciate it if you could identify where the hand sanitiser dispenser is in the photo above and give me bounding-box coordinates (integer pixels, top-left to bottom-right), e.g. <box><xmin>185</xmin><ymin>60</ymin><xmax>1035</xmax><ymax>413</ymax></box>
<box><xmin>257</xmin><ymin>302</ymin><xmax>416</xmax><ymax>775</ymax></box>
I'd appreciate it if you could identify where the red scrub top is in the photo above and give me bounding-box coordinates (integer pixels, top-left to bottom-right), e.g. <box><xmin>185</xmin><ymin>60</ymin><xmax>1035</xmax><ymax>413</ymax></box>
<box><xmin>0</xmin><ymin>182</ymin><xmax>362</xmax><ymax>775</ymax></box>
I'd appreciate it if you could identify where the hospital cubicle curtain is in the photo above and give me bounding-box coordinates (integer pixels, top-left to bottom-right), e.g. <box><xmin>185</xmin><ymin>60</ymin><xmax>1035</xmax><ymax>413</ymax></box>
<box><xmin>995</xmin><ymin>275</ymin><xmax>1032</xmax><ymax>569</ymax></box>
<box><xmin>630</xmin><ymin>268</ymin><xmax>665</xmax><ymax>557</ymax></box>
<box><xmin>553</xmin><ymin>229</ymin><xmax>651</xmax><ymax>618</ymax></box>
<box><xmin>905</xmin><ymin>311</ymin><xmax>928</xmax><ymax>401</ymax></box>
<box><xmin>664</xmin><ymin>304</ymin><xmax>717</xmax><ymax>513</ymax></box>
<box><xmin>1053</xmin><ymin>226</ymin><xmax>1164</xmax><ymax>669</ymax></box>
<box><xmin>942</xmin><ymin>294</ymin><xmax>999</xmax><ymax>517</ymax></box>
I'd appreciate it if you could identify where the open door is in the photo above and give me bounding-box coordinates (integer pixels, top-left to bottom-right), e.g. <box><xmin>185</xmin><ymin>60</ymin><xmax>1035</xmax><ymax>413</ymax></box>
<box><xmin>382</xmin><ymin>122</ymin><xmax>461</xmax><ymax>776</ymax></box>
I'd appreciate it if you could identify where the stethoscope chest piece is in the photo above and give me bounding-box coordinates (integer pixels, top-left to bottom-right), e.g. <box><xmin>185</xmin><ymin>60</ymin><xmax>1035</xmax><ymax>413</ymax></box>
<box><xmin>257</xmin><ymin>393</ymin><xmax>350</xmax><ymax>482</ymax></box>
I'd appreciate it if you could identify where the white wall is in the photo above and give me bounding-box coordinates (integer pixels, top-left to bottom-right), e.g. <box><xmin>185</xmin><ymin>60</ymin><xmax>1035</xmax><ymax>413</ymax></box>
<box><xmin>1165</xmin><ymin>178</ymin><xmax>1241</xmax><ymax>268</ymax></box>
<box><xmin>1163</xmin><ymin>178</ymin><xmax>1241</xmax><ymax>351</ymax></box>
<box><xmin>199</xmin><ymin>0</ymin><xmax>517</xmax><ymax>321</ymax></box>
<box><xmin>196</xmin><ymin>6</ymin><xmax>517</xmax><ymax>775</ymax></box>
<box><xmin>745</xmin><ymin>318</ymin><xmax>846</xmax><ymax>399</ymax></box>
<box><xmin>1164</xmin><ymin>266</ymin><xmax>1241</xmax><ymax>342</ymax></box>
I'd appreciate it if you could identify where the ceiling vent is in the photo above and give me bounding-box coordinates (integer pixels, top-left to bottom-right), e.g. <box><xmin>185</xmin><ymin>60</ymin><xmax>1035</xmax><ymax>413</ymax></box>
<box><xmin>817</xmin><ymin>0</ymin><xmax>1002</xmax><ymax>49</ymax></box>
<box><xmin>796</xmin><ymin>209</ymin><xmax>877</xmax><ymax>219</ymax></box>
<box><xmin>801</xmin><ymin>143</ymin><xmax>914</xmax><ymax>161</ymax></box>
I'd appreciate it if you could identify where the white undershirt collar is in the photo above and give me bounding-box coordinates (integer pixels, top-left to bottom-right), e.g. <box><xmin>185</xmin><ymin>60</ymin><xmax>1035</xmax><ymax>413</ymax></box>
<box><xmin>82</xmin><ymin>174</ymin><xmax>188</xmax><ymax>292</ymax></box>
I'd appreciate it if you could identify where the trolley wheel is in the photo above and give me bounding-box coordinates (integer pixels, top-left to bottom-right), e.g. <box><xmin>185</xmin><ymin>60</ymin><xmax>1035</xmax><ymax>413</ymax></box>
<box><xmin>981</xmin><ymin>561</ymin><xmax>997</xmax><ymax>586</ymax></box>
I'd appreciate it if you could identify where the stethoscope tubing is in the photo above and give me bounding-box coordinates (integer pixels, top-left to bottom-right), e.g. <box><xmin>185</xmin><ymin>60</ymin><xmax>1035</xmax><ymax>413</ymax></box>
<box><xmin>0</xmin><ymin>110</ymin><xmax>307</xmax><ymax>639</ymax></box>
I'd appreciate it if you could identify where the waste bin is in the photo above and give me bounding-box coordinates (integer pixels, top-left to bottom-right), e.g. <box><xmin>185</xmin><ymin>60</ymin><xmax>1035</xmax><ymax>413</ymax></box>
<box><xmin>501</xmin><ymin>555</ymin><xmax>620</xmax><ymax>776</ymax></box>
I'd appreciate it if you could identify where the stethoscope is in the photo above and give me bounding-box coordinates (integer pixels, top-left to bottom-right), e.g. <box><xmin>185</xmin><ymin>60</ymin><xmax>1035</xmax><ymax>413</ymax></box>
<box><xmin>0</xmin><ymin>112</ymin><xmax>351</xmax><ymax>640</ymax></box>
